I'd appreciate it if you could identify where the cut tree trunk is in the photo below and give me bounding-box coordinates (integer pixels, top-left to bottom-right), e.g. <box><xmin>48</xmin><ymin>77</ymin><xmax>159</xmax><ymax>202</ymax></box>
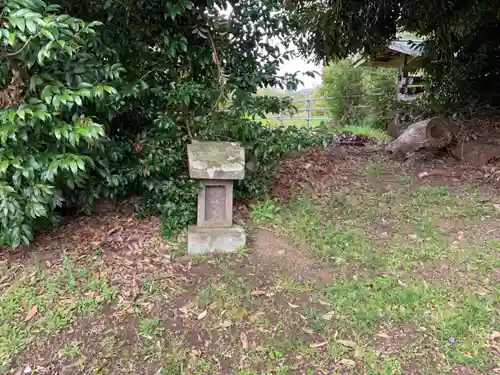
<box><xmin>385</xmin><ymin>117</ymin><xmax>453</xmax><ymax>155</ymax></box>
<box><xmin>386</xmin><ymin>115</ymin><xmax>403</xmax><ymax>139</ymax></box>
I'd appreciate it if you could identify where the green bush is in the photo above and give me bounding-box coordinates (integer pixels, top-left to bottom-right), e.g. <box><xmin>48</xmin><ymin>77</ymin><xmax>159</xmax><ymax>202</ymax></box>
<box><xmin>362</xmin><ymin>67</ymin><xmax>398</xmax><ymax>128</ymax></box>
<box><xmin>0</xmin><ymin>0</ymin><xmax>325</xmax><ymax>248</ymax></box>
<box><xmin>0</xmin><ymin>1</ymin><xmax>121</xmax><ymax>247</ymax></box>
<box><xmin>322</xmin><ymin>60</ymin><xmax>365</xmax><ymax>124</ymax></box>
<box><xmin>84</xmin><ymin>114</ymin><xmax>324</xmax><ymax>238</ymax></box>
<box><xmin>321</xmin><ymin>61</ymin><xmax>398</xmax><ymax>128</ymax></box>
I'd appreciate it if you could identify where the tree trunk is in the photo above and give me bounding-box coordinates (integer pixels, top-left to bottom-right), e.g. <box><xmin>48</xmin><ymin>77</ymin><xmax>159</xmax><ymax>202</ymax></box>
<box><xmin>385</xmin><ymin>117</ymin><xmax>453</xmax><ymax>155</ymax></box>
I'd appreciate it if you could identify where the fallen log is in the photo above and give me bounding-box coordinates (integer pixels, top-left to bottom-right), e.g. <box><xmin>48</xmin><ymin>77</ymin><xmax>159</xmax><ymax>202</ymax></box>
<box><xmin>385</xmin><ymin>117</ymin><xmax>453</xmax><ymax>155</ymax></box>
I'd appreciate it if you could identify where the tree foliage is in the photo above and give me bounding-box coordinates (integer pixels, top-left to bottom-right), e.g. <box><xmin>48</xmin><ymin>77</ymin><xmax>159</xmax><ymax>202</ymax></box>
<box><xmin>288</xmin><ymin>0</ymin><xmax>500</xmax><ymax>113</ymax></box>
<box><xmin>322</xmin><ymin>61</ymin><xmax>365</xmax><ymax>124</ymax></box>
<box><xmin>0</xmin><ymin>0</ymin><xmax>121</xmax><ymax>247</ymax></box>
<box><xmin>321</xmin><ymin>61</ymin><xmax>397</xmax><ymax>127</ymax></box>
<box><xmin>1</xmin><ymin>0</ymin><xmax>323</xmax><ymax>248</ymax></box>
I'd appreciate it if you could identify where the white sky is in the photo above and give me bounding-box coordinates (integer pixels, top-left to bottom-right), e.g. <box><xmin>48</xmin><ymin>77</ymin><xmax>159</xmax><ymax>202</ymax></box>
<box><xmin>279</xmin><ymin>58</ymin><xmax>323</xmax><ymax>89</ymax></box>
<box><xmin>218</xmin><ymin>3</ymin><xmax>323</xmax><ymax>90</ymax></box>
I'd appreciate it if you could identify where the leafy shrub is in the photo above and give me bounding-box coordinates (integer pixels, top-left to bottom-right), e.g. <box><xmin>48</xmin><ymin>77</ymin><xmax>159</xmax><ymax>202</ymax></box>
<box><xmin>322</xmin><ymin>60</ymin><xmax>365</xmax><ymax>124</ymax></box>
<box><xmin>0</xmin><ymin>1</ymin><xmax>121</xmax><ymax>247</ymax></box>
<box><xmin>362</xmin><ymin>67</ymin><xmax>399</xmax><ymax>128</ymax></box>
<box><xmin>86</xmin><ymin>117</ymin><xmax>199</xmax><ymax>238</ymax></box>
<box><xmin>86</xmin><ymin>114</ymin><xmax>324</xmax><ymax>238</ymax></box>
<box><xmin>321</xmin><ymin>61</ymin><xmax>399</xmax><ymax>128</ymax></box>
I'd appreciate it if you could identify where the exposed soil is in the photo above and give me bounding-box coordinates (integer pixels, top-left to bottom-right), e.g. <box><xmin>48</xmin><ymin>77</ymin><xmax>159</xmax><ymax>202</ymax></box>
<box><xmin>250</xmin><ymin>228</ymin><xmax>334</xmax><ymax>285</ymax></box>
<box><xmin>270</xmin><ymin>140</ymin><xmax>500</xmax><ymax>204</ymax></box>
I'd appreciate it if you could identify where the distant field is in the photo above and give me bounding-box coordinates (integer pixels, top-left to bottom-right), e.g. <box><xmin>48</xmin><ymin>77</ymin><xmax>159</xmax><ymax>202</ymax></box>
<box><xmin>257</xmin><ymin>116</ymin><xmax>389</xmax><ymax>141</ymax></box>
<box><xmin>258</xmin><ymin>117</ymin><xmax>327</xmax><ymax>128</ymax></box>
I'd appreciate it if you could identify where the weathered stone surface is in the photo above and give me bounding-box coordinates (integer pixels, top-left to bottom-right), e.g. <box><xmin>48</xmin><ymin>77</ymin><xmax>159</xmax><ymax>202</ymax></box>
<box><xmin>197</xmin><ymin>180</ymin><xmax>233</xmax><ymax>228</ymax></box>
<box><xmin>205</xmin><ymin>186</ymin><xmax>226</xmax><ymax>220</ymax></box>
<box><xmin>187</xmin><ymin>141</ymin><xmax>245</xmax><ymax>180</ymax></box>
<box><xmin>187</xmin><ymin>225</ymin><xmax>246</xmax><ymax>254</ymax></box>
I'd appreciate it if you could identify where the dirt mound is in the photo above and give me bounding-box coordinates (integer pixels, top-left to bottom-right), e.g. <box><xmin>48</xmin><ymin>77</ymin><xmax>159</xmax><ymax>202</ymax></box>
<box><xmin>250</xmin><ymin>228</ymin><xmax>333</xmax><ymax>285</ymax></box>
<box><xmin>270</xmin><ymin>130</ymin><xmax>500</xmax><ymax>201</ymax></box>
<box><xmin>270</xmin><ymin>143</ymin><xmax>378</xmax><ymax>201</ymax></box>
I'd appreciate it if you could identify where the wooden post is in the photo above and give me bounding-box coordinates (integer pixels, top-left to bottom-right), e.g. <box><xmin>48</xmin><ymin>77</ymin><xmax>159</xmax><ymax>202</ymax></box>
<box><xmin>306</xmin><ymin>97</ymin><xmax>311</xmax><ymax>128</ymax></box>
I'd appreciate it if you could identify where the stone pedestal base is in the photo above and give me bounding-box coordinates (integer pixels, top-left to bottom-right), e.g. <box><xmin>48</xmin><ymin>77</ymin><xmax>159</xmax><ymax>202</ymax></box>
<box><xmin>187</xmin><ymin>225</ymin><xmax>246</xmax><ymax>254</ymax></box>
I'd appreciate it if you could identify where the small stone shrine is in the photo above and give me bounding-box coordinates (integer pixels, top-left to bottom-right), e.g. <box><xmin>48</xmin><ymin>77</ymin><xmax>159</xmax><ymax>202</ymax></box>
<box><xmin>187</xmin><ymin>141</ymin><xmax>246</xmax><ymax>254</ymax></box>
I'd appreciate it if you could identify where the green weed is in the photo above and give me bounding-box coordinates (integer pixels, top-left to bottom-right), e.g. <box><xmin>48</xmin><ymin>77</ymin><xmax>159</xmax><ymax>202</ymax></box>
<box><xmin>59</xmin><ymin>341</ymin><xmax>82</xmax><ymax>358</ymax></box>
<box><xmin>250</xmin><ymin>200</ymin><xmax>280</xmax><ymax>224</ymax></box>
<box><xmin>0</xmin><ymin>260</ymin><xmax>117</xmax><ymax>371</ymax></box>
<box><xmin>139</xmin><ymin>317</ymin><xmax>163</xmax><ymax>338</ymax></box>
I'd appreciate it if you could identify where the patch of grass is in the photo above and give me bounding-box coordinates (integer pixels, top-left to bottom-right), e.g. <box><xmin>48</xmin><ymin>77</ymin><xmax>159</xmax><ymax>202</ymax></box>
<box><xmin>139</xmin><ymin>276</ymin><xmax>164</xmax><ymax>299</ymax></box>
<box><xmin>0</xmin><ymin>258</ymin><xmax>118</xmax><ymax>371</ymax></box>
<box><xmin>258</xmin><ymin>116</ymin><xmax>389</xmax><ymax>141</ymax></box>
<box><xmin>270</xmin><ymin>175</ymin><xmax>499</xmax><ymax>371</ymax></box>
<box><xmin>279</xmin><ymin>197</ymin><xmax>370</xmax><ymax>263</ymax></box>
<box><xmin>336</xmin><ymin>124</ymin><xmax>389</xmax><ymax>140</ymax></box>
<box><xmin>319</xmin><ymin>183</ymin><xmax>495</xmax><ymax>236</ymax></box>
<box><xmin>250</xmin><ymin>200</ymin><xmax>280</xmax><ymax>224</ymax></box>
<box><xmin>303</xmin><ymin>306</ymin><xmax>329</xmax><ymax>333</ymax></box>
<box><xmin>399</xmin><ymin>176</ymin><xmax>412</xmax><ymax>184</ymax></box>
<box><xmin>155</xmin><ymin>334</ymin><xmax>191</xmax><ymax>374</ymax></box>
<box><xmin>362</xmin><ymin>350</ymin><xmax>405</xmax><ymax>375</ymax></box>
<box><xmin>4</xmin><ymin>155</ymin><xmax>499</xmax><ymax>375</ymax></box>
<box><xmin>273</xmin><ymin>273</ymin><xmax>313</xmax><ymax>293</ymax></box>
<box><xmin>321</xmin><ymin>275</ymin><xmax>495</xmax><ymax>368</ymax></box>
<box><xmin>59</xmin><ymin>341</ymin><xmax>82</xmax><ymax>358</ymax></box>
<box><xmin>195</xmin><ymin>276</ymin><xmax>249</xmax><ymax>319</ymax></box>
<box><xmin>196</xmin><ymin>283</ymin><xmax>219</xmax><ymax>309</ymax></box>
<box><xmin>259</xmin><ymin>117</ymin><xmax>326</xmax><ymax>129</ymax></box>
<box><xmin>139</xmin><ymin>317</ymin><xmax>163</xmax><ymax>338</ymax></box>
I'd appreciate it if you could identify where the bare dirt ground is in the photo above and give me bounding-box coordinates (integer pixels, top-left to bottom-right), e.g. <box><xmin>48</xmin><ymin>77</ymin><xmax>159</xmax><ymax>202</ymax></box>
<box><xmin>1</xmin><ymin>139</ymin><xmax>500</xmax><ymax>375</ymax></box>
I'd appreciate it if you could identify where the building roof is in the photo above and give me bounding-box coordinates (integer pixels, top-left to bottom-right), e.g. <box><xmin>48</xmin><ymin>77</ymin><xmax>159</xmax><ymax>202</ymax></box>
<box><xmin>354</xmin><ymin>40</ymin><xmax>423</xmax><ymax>68</ymax></box>
<box><xmin>387</xmin><ymin>40</ymin><xmax>423</xmax><ymax>57</ymax></box>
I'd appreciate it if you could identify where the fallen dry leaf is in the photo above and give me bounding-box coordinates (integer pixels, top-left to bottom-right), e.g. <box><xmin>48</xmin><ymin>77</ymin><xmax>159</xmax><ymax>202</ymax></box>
<box><xmin>323</xmin><ymin>311</ymin><xmax>335</xmax><ymax>320</ymax></box>
<box><xmin>375</xmin><ymin>332</ymin><xmax>391</xmax><ymax>339</ymax></box>
<box><xmin>24</xmin><ymin>306</ymin><xmax>38</xmax><ymax>322</ymax></box>
<box><xmin>491</xmin><ymin>331</ymin><xmax>500</xmax><ymax>340</ymax></box>
<box><xmin>287</xmin><ymin>301</ymin><xmax>299</xmax><ymax>308</ymax></box>
<box><xmin>240</xmin><ymin>331</ymin><xmax>248</xmax><ymax>349</ymax></box>
<box><xmin>251</xmin><ymin>289</ymin><xmax>266</xmax><ymax>296</ymax></box>
<box><xmin>197</xmin><ymin>310</ymin><xmax>208</xmax><ymax>320</ymax></box>
<box><xmin>131</xmin><ymin>277</ymin><xmax>140</xmax><ymax>300</ymax></box>
<box><xmin>310</xmin><ymin>341</ymin><xmax>328</xmax><ymax>348</ymax></box>
<box><xmin>337</xmin><ymin>339</ymin><xmax>357</xmax><ymax>348</ymax></box>
<box><xmin>339</xmin><ymin>358</ymin><xmax>356</xmax><ymax>367</ymax></box>
<box><xmin>84</xmin><ymin>291</ymin><xmax>97</xmax><ymax>298</ymax></box>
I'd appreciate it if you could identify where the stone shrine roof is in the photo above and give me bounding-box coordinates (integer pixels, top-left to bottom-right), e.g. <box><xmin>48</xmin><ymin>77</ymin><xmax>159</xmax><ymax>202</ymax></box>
<box><xmin>187</xmin><ymin>141</ymin><xmax>245</xmax><ymax>180</ymax></box>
